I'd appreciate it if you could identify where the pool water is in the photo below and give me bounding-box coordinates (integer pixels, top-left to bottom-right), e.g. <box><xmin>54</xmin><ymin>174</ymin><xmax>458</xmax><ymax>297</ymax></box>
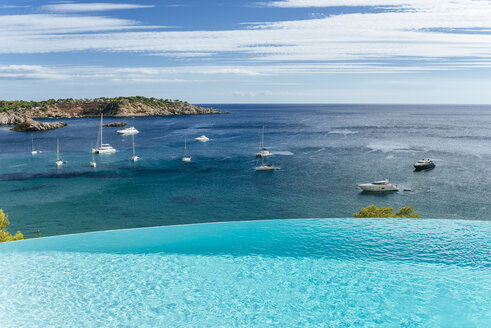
<box><xmin>1</xmin><ymin>219</ymin><xmax>490</xmax><ymax>327</ymax></box>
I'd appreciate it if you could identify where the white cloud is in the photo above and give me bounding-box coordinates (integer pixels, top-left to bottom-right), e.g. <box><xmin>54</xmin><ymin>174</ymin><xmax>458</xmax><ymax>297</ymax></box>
<box><xmin>0</xmin><ymin>65</ymin><xmax>66</xmax><ymax>80</ymax></box>
<box><xmin>0</xmin><ymin>0</ymin><xmax>490</xmax><ymax>74</ymax></box>
<box><xmin>42</xmin><ymin>3</ymin><xmax>154</xmax><ymax>12</ymax></box>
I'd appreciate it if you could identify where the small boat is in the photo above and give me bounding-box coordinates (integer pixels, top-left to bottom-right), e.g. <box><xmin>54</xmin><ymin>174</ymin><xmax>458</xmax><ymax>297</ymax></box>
<box><xmin>195</xmin><ymin>135</ymin><xmax>210</xmax><ymax>142</ymax></box>
<box><xmin>90</xmin><ymin>151</ymin><xmax>96</xmax><ymax>168</ymax></box>
<box><xmin>357</xmin><ymin>179</ymin><xmax>399</xmax><ymax>192</ymax></box>
<box><xmin>56</xmin><ymin>138</ymin><xmax>63</xmax><ymax>167</ymax></box>
<box><xmin>131</xmin><ymin>134</ymin><xmax>139</xmax><ymax>162</ymax></box>
<box><xmin>31</xmin><ymin>135</ymin><xmax>38</xmax><ymax>155</ymax></box>
<box><xmin>182</xmin><ymin>138</ymin><xmax>191</xmax><ymax>163</ymax></box>
<box><xmin>255</xmin><ymin>126</ymin><xmax>273</xmax><ymax>158</ymax></box>
<box><xmin>414</xmin><ymin>158</ymin><xmax>435</xmax><ymax>171</ymax></box>
<box><xmin>255</xmin><ymin>164</ymin><xmax>275</xmax><ymax>171</ymax></box>
<box><xmin>117</xmin><ymin>126</ymin><xmax>139</xmax><ymax>135</ymax></box>
<box><xmin>92</xmin><ymin>114</ymin><xmax>116</xmax><ymax>154</ymax></box>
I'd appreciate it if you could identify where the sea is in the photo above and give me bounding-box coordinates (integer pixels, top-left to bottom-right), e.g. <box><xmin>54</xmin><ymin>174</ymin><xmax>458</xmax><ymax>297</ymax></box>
<box><xmin>1</xmin><ymin>104</ymin><xmax>490</xmax><ymax>237</ymax></box>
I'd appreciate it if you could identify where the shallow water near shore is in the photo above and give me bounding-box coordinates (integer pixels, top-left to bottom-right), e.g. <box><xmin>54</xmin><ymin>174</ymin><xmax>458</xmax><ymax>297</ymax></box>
<box><xmin>1</xmin><ymin>219</ymin><xmax>490</xmax><ymax>327</ymax></box>
<box><xmin>1</xmin><ymin>104</ymin><xmax>491</xmax><ymax>236</ymax></box>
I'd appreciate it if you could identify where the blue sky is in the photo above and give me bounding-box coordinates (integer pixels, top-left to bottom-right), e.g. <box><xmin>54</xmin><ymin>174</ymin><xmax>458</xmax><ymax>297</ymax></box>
<box><xmin>0</xmin><ymin>0</ymin><xmax>490</xmax><ymax>103</ymax></box>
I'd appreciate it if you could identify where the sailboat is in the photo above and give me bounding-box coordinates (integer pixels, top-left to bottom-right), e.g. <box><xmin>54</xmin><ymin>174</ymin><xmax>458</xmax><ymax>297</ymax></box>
<box><xmin>90</xmin><ymin>150</ymin><xmax>97</xmax><ymax>168</ymax></box>
<box><xmin>92</xmin><ymin>113</ymin><xmax>116</xmax><ymax>154</ymax></box>
<box><xmin>255</xmin><ymin>154</ymin><xmax>275</xmax><ymax>171</ymax></box>
<box><xmin>255</xmin><ymin>126</ymin><xmax>273</xmax><ymax>158</ymax></box>
<box><xmin>31</xmin><ymin>135</ymin><xmax>38</xmax><ymax>155</ymax></box>
<box><xmin>182</xmin><ymin>138</ymin><xmax>191</xmax><ymax>162</ymax></box>
<box><xmin>56</xmin><ymin>138</ymin><xmax>63</xmax><ymax>167</ymax></box>
<box><xmin>131</xmin><ymin>134</ymin><xmax>139</xmax><ymax>162</ymax></box>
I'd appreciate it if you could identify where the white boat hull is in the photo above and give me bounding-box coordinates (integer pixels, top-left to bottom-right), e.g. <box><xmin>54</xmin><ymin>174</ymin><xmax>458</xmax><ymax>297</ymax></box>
<box><xmin>357</xmin><ymin>183</ymin><xmax>399</xmax><ymax>192</ymax></box>
<box><xmin>195</xmin><ymin>136</ymin><xmax>209</xmax><ymax>142</ymax></box>
<box><xmin>182</xmin><ymin>156</ymin><xmax>191</xmax><ymax>163</ymax></box>
<box><xmin>256</xmin><ymin>165</ymin><xmax>275</xmax><ymax>171</ymax></box>
<box><xmin>92</xmin><ymin>148</ymin><xmax>116</xmax><ymax>154</ymax></box>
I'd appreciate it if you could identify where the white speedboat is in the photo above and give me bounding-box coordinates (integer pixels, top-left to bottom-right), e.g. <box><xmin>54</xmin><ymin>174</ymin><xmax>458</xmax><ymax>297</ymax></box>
<box><xmin>131</xmin><ymin>134</ymin><xmax>139</xmax><ymax>162</ymax></box>
<box><xmin>55</xmin><ymin>138</ymin><xmax>63</xmax><ymax>167</ymax></box>
<box><xmin>92</xmin><ymin>114</ymin><xmax>116</xmax><ymax>154</ymax></box>
<box><xmin>117</xmin><ymin>126</ymin><xmax>139</xmax><ymax>135</ymax></box>
<box><xmin>195</xmin><ymin>135</ymin><xmax>210</xmax><ymax>142</ymax></box>
<box><xmin>357</xmin><ymin>179</ymin><xmax>399</xmax><ymax>192</ymax></box>
<box><xmin>414</xmin><ymin>158</ymin><xmax>435</xmax><ymax>171</ymax></box>
<box><xmin>182</xmin><ymin>138</ymin><xmax>191</xmax><ymax>163</ymax></box>
<box><xmin>255</xmin><ymin>126</ymin><xmax>273</xmax><ymax>158</ymax></box>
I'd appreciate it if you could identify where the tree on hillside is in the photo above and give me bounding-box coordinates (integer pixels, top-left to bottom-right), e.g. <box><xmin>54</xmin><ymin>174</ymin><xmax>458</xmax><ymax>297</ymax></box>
<box><xmin>0</xmin><ymin>209</ymin><xmax>24</xmax><ymax>242</ymax></box>
<box><xmin>353</xmin><ymin>205</ymin><xmax>420</xmax><ymax>218</ymax></box>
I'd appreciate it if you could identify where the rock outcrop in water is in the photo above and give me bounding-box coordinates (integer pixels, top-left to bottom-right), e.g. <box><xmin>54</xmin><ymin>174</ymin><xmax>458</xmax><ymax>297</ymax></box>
<box><xmin>10</xmin><ymin>118</ymin><xmax>67</xmax><ymax>132</ymax></box>
<box><xmin>0</xmin><ymin>97</ymin><xmax>219</xmax><ymax>123</ymax></box>
<box><xmin>103</xmin><ymin>122</ymin><xmax>127</xmax><ymax>127</ymax></box>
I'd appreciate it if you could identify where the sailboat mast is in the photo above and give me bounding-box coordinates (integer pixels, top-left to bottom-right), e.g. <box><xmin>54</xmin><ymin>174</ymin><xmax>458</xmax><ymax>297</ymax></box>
<box><xmin>261</xmin><ymin>126</ymin><xmax>265</xmax><ymax>150</ymax></box>
<box><xmin>56</xmin><ymin>138</ymin><xmax>60</xmax><ymax>161</ymax></box>
<box><xmin>184</xmin><ymin>138</ymin><xmax>187</xmax><ymax>156</ymax></box>
<box><xmin>31</xmin><ymin>135</ymin><xmax>34</xmax><ymax>152</ymax></box>
<box><xmin>100</xmin><ymin>113</ymin><xmax>103</xmax><ymax>147</ymax></box>
<box><xmin>132</xmin><ymin>134</ymin><xmax>135</xmax><ymax>157</ymax></box>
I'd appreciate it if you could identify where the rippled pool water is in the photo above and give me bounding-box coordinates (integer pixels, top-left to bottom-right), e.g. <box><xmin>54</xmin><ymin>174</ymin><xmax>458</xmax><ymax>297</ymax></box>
<box><xmin>1</xmin><ymin>219</ymin><xmax>490</xmax><ymax>327</ymax></box>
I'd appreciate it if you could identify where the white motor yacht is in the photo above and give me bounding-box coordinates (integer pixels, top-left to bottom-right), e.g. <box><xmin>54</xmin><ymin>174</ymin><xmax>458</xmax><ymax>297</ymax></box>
<box><xmin>357</xmin><ymin>179</ymin><xmax>399</xmax><ymax>192</ymax></box>
<box><xmin>195</xmin><ymin>135</ymin><xmax>210</xmax><ymax>142</ymax></box>
<box><xmin>92</xmin><ymin>114</ymin><xmax>116</xmax><ymax>154</ymax></box>
<box><xmin>117</xmin><ymin>126</ymin><xmax>139</xmax><ymax>135</ymax></box>
<box><xmin>414</xmin><ymin>158</ymin><xmax>435</xmax><ymax>171</ymax></box>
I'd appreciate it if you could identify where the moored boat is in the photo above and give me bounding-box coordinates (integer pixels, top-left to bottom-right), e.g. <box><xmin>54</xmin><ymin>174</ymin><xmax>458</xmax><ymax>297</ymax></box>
<box><xmin>414</xmin><ymin>158</ymin><xmax>435</xmax><ymax>171</ymax></box>
<box><xmin>117</xmin><ymin>126</ymin><xmax>139</xmax><ymax>135</ymax></box>
<box><xmin>357</xmin><ymin>179</ymin><xmax>399</xmax><ymax>192</ymax></box>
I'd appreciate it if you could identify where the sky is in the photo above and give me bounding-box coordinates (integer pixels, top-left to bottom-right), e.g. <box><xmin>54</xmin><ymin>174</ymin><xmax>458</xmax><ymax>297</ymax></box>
<box><xmin>0</xmin><ymin>0</ymin><xmax>490</xmax><ymax>103</ymax></box>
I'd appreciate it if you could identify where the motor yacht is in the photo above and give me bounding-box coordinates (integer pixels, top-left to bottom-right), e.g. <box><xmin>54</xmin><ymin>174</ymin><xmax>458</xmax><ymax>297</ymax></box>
<box><xmin>357</xmin><ymin>179</ymin><xmax>399</xmax><ymax>192</ymax></box>
<box><xmin>414</xmin><ymin>158</ymin><xmax>435</xmax><ymax>171</ymax></box>
<box><xmin>117</xmin><ymin>126</ymin><xmax>139</xmax><ymax>135</ymax></box>
<box><xmin>195</xmin><ymin>135</ymin><xmax>210</xmax><ymax>142</ymax></box>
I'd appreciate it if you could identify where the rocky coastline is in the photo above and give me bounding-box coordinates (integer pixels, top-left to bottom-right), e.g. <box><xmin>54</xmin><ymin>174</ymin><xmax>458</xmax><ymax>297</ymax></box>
<box><xmin>10</xmin><ymin>119</ymin><xmax>67</xmax><ymax>132</ymax></box>
<box><xmin>0</xmin><ymin>97</ymin><xmax>220</xmax><ymax>132</ymax></box>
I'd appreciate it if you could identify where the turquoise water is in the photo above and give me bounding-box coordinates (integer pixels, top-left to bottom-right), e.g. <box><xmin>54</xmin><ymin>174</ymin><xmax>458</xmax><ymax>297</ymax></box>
<box><xmin>1</xmin><ymin>105</ymin><xmax>491</xmax><ymax>237</ymax></box>
<box><xmin>1</xmin><ymin>219</ymin><xmax>490</xmax><ymax>327</ymax></box>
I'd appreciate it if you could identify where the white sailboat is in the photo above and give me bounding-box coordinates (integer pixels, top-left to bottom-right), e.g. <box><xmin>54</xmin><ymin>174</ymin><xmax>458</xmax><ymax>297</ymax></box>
<box><xmin>131</xmin><ymin>133</ymin><xmax>139</xmax><ymax>162</ymax></box>
<box><xmin>255</xmin><ymin>126</ymin><xmax>273</xmax><ymax>158</ymax></box>
<box><xmin>92</xmin><ymin>113</ymin><xmax>116</xmax><ymax>154</ymax></box>
<box><xmin>255</xmin><ymin>154</ymin><xmax>275</xmax><ymax>171</ymax></box>
<box><xmin>182</xmin><ymin>138</ymin><xmax>191</xmax><ymax>162</ymax></box>
<box><xmin>56</xmin><ymin>138</ymin><xmax>63</xmax><ymax>167</ymax></box>
<box><xmin>31</xmin><ymin>135</ymin><xmax>38</xmax><ymax>155</ymax></box>
<box><xmin>90</xmin><ymin>151</ymin><xmax>97</xmax><ymax>168</ymax></box>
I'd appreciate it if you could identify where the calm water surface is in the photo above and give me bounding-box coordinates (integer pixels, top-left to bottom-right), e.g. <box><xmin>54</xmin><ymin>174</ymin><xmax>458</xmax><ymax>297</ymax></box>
<box><xmin>1</xmin><ymin>219</ymin><xmax>490</xmax><ymax>327</ymax></box>
<box><xmin>1</xmin><ymin>104</ymin><xmax>490</xmax><ymax>236</ymax></box>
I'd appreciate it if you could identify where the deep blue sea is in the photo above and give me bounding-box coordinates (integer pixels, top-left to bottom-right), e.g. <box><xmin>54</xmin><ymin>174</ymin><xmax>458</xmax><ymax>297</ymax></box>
<box><xmin>1</xmin><ymin>104</ymin><xmax>490</xmax><ymax>236</ymax></box>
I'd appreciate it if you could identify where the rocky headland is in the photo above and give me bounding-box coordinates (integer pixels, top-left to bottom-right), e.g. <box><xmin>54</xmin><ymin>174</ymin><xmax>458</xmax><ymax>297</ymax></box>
<box><xmin>10</xmin><ymin>119</ymin><xmax>67</xmax><ymax>132</ymax></box>
<box><xmin>103</xmin><ymin>122</ymin><xmax>127</xmax><ymax>127</ymax></box>
<box><xmin>0</xmin><ymin>96</ymin><xmax>220</xmax><ymax>131</ymax></box>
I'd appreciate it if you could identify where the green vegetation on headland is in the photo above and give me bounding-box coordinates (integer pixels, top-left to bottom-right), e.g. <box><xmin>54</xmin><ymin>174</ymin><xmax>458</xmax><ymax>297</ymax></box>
<box><xmin>0</xmin><ymin>209</ymin><xmax>24</xmax><ymax>243</ymax></box>
<box><xmin>0</xmin><ymin>96</ymin><xmax>218</xmax><ymax>115</ymax></box>
<box><xmin>353</xmin><ymin>205</ymin><xmax>420</xmax><ymax>218</ymax></box>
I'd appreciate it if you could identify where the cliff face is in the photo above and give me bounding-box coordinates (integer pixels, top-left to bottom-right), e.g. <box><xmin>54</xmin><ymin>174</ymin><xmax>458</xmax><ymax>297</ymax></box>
<box><xmin>0</xmin><ymin>97</ymin><xmax>219</xmax><ymax>123</ymax></box>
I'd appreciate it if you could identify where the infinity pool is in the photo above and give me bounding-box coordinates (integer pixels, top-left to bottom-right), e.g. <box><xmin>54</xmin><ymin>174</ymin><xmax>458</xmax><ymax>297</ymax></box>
<box><xmin>1</xmin><ymin>219</ymin><xmax>490</xmax><ymax>327</ymax></box>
